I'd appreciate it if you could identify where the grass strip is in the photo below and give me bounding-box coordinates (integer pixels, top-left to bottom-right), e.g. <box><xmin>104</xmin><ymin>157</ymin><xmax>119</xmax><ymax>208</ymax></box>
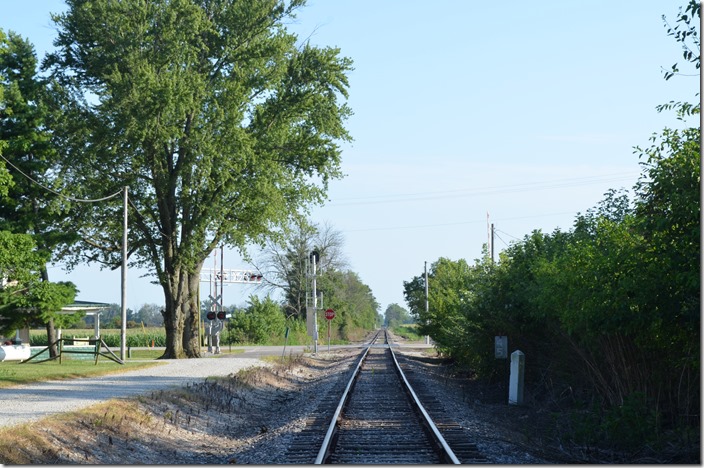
<box><xmin>0</xmin><ymin>360</ymin><xmax>163</xmax><ymax>388</ymax></box>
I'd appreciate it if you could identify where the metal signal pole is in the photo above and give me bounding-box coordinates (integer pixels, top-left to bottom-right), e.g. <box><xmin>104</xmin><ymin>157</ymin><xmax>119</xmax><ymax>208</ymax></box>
<box><xmin>311</xmin><ymin>251</ymin><xmax>319</xmax><ymax>355</ymax></box>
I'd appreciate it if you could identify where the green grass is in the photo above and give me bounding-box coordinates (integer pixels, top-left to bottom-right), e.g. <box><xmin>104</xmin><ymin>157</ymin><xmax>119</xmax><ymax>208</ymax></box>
<box><xmin>126</xmin><ymin>349</ymin><xmax>164</xmax><ymax>359</ymax></box>
<box><xmin>0</xmin><ymin>345</ymin><xmax>250</xmax><ymax>388</ymax></box>
<box><xmin>0</xmin><ymin>360</ymin><xmax>163</xmax><ymax>388</ymax></box>
<box><xmin>392</xmin><ymin>324</ymin><xmax>423</xmax><ymax>341</ymax></box>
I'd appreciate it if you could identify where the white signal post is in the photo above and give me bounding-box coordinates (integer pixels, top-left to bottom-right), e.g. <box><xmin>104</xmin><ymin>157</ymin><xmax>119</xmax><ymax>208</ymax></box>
<box><xmin>311</xmin><ymin>251</ymin><xmax>319</xmax><ymax>355</ymax></box>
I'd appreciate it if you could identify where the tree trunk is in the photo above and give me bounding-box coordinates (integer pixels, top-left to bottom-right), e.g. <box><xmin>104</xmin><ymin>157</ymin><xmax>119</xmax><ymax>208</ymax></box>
<box><xmin>45</xmin><ymin>318</ymin><xmax>58</xmax><ymax>358</ymax></box>
<box><xmin>182</xmin><ymin>267</ymin><xmax>202</xmax><ymax>358</ymax></box>
<box><xmin>40</xmin><ymin>266</ymin><xmax>58</xmax><ymax>358</ymax></box>
<box><xmin>161</xmin><ymin>262</ymin><xmax>203</xmax><ymax>359</ymax></box>
<box><xmin>161</xmin><ymin>281</ymin><xmax>185</xmax><ymax>359</ymax></box>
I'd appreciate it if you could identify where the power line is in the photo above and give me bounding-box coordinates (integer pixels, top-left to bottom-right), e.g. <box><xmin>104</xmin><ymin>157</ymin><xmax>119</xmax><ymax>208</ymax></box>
<box><xmin>493</xmin><ymin>231</ymin><xmax>510</xmax><ymax>248</ymax></box>
<box><xmin>344</xmin><ymin>210</ymin><xmax>579</xmax><ymax>233</ymax></box>
<box><xmin>0</xmin><ymin>154</ymin><xmax>123</xmax><ymax>203</ymax></box>
<box><xmin>329</xmin><ymin>172</ymin><xmax>637</xmax><ymax>206</ymax></box>
<box><xmin>495</xmin><ymin>228</ymin><xmax>522</xmax><ymax>241</ymax></box>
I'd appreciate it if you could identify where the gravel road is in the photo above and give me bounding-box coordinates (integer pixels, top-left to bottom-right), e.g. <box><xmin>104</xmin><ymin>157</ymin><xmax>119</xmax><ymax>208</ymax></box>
<box><xmin>0</xmin><ymin>355</ymin><xmax>267</xmax><ymax>429</ymax></box>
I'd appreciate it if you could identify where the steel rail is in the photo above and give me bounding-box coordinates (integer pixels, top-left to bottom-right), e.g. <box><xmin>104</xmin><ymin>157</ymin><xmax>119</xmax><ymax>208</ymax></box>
<box><xmin>313</xmin><ymin>330</ymin><xmax>380</xmax><ymax>464</ymax></box>
<box><xmin>314</xmin><ymin>329</ymin><xmax>461</xmax><ymax>464</ymax></box>
<box><xmin>388</xmin><ymin>340</ymin><xmax>461</xmax><ymax>464</ymax></box>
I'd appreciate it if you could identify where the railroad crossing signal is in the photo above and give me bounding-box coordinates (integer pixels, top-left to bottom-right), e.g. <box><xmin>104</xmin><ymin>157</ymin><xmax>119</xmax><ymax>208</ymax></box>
<box><xmin>209</xmin><ymin>294</ymin><xmax>222</xmax><ymax>309</ymax></box>
<box><xmin>325</xmin><ymin>309</ymin><xmax>335</xmax><ymax>320</ymax></box>
<box><xmin>200</xmin><ymin>268</ymin><xmax>264</xmax><ymax>284</ymax></box>
<box><xmin>207</xmin><ymin>295</ymin><xmax>223</xmax><ymax>321</ymax></box>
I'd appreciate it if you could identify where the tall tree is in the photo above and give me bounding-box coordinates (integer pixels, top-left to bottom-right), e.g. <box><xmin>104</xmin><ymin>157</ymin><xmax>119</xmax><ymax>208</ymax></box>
<box><xmin>0</xmin><ymin>30</ymin><xmax>77</xmax><ymax>354</ymax></box>
<box><xmin>44</xmin><ymin>0</ymin><xmax>353</xmax><ymax>358</ymax></box>
<box><xmin>134</xmin><ymin>303</ymin><xmax>165</xmax><ymax>327</ymax></box>
<box><xmin>403</xmin><ymin>257</ymin><xmax>473</xmax><ymax>353</ymax></box>
<box><xmin>321</xmin><ymin>269</ymin><xmax>380</xmax><ymax>340</ymax></box>
<box><xmin>0</xmin><ymin>31</ymin><xmax>9</xmax><ymax>188</ymax></box>
<box><xmin>384</xmin><ymin>303</ymin><xmax>411</xmax><ymax>328</ymax></box>
<box><xmin>257</xmin><ymin>219</ymin><xmax>348</xmax><ymax>319</ymax></box>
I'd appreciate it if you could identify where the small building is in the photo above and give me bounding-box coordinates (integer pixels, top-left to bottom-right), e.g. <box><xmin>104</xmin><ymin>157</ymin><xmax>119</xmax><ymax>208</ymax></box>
<box><xmin>0</xmin><ymin>300</ymin><xmax>111</xmax><ymax>361</ymax></box>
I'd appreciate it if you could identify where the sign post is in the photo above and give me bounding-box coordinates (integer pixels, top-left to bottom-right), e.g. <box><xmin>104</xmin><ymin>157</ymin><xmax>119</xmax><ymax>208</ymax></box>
<box><xmin>494</xmin><ymin>336</ymin><xmax>508</xmax><ymax>359</ymax></box>
<box><xmin>281</xmin><ymin>326</ymin><xmax>290</xmax><ymax>361</ymax></box>
<box><xmin>324</xmin><ymin>309</ymin><xmax>335</xmax><ymax>352</ymax></box>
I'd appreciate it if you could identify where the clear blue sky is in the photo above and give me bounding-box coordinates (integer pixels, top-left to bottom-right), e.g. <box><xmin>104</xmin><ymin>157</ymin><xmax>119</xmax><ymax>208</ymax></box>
<box><xmin>1</xmin><ymin>1</ymin><xmax>698</xmax><ymax>314</ymax></box>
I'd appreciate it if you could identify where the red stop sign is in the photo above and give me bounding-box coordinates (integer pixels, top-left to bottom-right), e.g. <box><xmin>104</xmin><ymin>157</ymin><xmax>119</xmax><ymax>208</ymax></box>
<box><xmin>325</xmin><ymin>309</ymin><xmax>335</xmax><ymax>320</ymax></box>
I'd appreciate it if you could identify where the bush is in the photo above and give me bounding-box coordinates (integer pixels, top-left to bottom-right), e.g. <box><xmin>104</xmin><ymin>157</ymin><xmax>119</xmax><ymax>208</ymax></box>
<box><xmin>392</xmin><ymin>324</ymin><xmax>422</xmax><ymax>341</ymax></box>
<box><xmin>569</xmin><ymin>393</ymin><xmax>660</xmax><ymax>453</ymax></box>
<box><xmin>226</xmin><ymin>295</ymin><xmax>286</xmax><ymax>345</ymax></box>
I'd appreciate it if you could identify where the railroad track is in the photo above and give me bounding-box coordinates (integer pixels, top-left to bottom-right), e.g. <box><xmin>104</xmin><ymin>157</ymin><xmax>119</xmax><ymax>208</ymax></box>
<box><xmin>285</xmin><ymin>330</ymin><xmax>486</xmax><ymax>464</ymax></box>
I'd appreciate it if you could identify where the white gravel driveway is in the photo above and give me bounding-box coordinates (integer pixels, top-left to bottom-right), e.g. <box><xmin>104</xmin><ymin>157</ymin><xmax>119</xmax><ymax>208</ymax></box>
<box><xmin>0</xmin><ymin>356</ymin><xmax>266</xmax><ymax>429</ymax></box>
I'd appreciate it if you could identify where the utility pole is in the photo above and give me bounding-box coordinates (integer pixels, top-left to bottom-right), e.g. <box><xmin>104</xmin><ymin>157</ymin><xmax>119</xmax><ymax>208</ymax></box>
<box><xmin>220</xmin><ymin>246</ymin><xmax>224</xmax><ymax>315</ymax></box>
<box><xmin>491</xmin><ymin>223</ymin><xmax>495</xmax><ymax>264</ymax></box>
<box><xmin>424</xmin><ymin>261</ymin><xmax>430</xmax><ymax>345</ymax></box>
<box><xmin>120</xmin><ymin>186</ymin><xmax>128</xmax><ymax>361</ymax></box>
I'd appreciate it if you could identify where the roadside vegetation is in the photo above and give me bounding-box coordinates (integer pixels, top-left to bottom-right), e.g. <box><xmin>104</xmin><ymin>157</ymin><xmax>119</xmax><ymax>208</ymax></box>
<box><xmin>403</xmin><ymin>3</ymin><xmax>700</xmax><ymax>459</ymax></box>
<box><xmin>390</xmin><ymin>324</ymin><xmax>422</xmax><ymax>342</ymax></box>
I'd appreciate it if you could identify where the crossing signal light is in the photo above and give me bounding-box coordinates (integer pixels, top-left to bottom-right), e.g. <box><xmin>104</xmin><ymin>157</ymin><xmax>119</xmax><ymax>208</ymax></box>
<box><xmin>246</xmin><ymin>271</ymin><xmax>263</xmax><ymax>282</ymax></box>
<box><xmin>206</xmin><ymin>312</ymin><xmax>216</xmax><ymax>320</ymax></box>
<box><xmin>217</xmin><ymin>311</ymin><xmax>226</xmax><ymax>320</ymax></box>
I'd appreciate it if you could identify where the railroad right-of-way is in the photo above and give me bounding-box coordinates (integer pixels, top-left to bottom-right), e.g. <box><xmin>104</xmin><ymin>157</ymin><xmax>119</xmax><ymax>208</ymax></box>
<box><xmin>284</xmin><ymin>330</ymin><xmax>487</xmax><ymax>464</ymax></box>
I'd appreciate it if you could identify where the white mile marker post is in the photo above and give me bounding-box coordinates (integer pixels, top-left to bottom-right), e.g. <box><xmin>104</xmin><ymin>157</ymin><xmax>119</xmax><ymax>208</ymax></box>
<box><xmin>508</xmin><ymin>350</ymin><xmax>525</xmax><ymax>405</ymax></box>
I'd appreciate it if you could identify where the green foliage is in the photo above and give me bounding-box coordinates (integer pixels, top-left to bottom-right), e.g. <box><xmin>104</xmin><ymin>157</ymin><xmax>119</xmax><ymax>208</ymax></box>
<box><xmin>321</xmin><ymin>270</ymin><xmax>380</xmax><ymax>341</ymax></box>
<box><xmin>0</xmin><ymin>30</ymin><xmax>76</xmax><ymax>255</ymax></box>
<box><xmin>401</xmin><ymin>7</ymin><xmax>701</xmax><ymax>452</ymax></box>
<box><xmin>569</xmin><ymin>393</ymin><xmax>660</xmax><ymax>452</ymax></box>
<box><xmin>391</xmin><ymin>324</ymin><xmax>422</xmax><ymax>341</ymax></box>
<box><xmin>662</xmin><ymin>1</ymin><xmax>700</xmax><ymax>80</ymax></box>
<box><xmin>227</xmin><ymin>295</ymin><xmax>286</xmax><ymax>344</ymax></box>
<box><xmin>603</xmin><ymin>393</ymin><xmax>660</xmax><ymax>450</ymax></box>
<box><xmin>259</xmin><ymin>219</ymin><xmax>380</xmax><ymax>341</ymax></box>
<box><xmin>132</xmin><ymin>303</ymin><xmax>164</xmax><ymax>327</ymax></box>
<box><xmin>0</xmin><ymin>231</ymin><xmax>77</xmax><ymax>335</ymax></box>
<box><xmin>384</xmin><ymin>303</ymin><xmax>412</xmax><ymax>328</ymax></box>
<box><xmin>260</xmin><ymin>219</ymin><xmax>348</xmax><ymax>320</ymax></box>
<box><xmin>42</xmin><ymin>0</ymin><xmax>353</xmax><ymax>358</ymax></box>
<box><xmin>403</xmin><ymin>116</ymin><xmax>700</xmax><ymax>450</ymax></box>
<box><xmin>0</xmin><ymin>28</ymin><xmax>81</xmax><ymax>351</ymax></box>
